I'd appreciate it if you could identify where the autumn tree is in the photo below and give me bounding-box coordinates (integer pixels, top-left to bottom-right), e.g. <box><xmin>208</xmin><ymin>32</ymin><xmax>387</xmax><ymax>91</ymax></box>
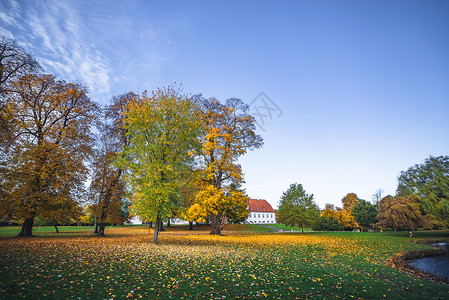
<box><xmin>320</xmin><ymin>201</ymin><xmax>357</xmax><ymax>231</ymax></box>
<box><xmin>352</xmin><ymin>199</ymin><xmax>377</xmax><ymax>231</ymax></box>
<box><xmin>1</xmin><ymin>74</ymin><xmax>98</xmax><ymax>236</ymax></box>
<box><xmin>0</xmin><ymin>37</ymin><xmax>40</xmax><ymax>168</ymax></box>
<box><xmin>115</xmin><ymin>87</ymin><xmax>202</xmax><ymax>243</ymax></box>
<box><xmin>188</xmin><ymin>97</ymin><xmax>263</xmax><ymax>235</ymax></box>
<box><xmin>0</xmin><ymin>37</ymin><xmax>40</xmax><ymax>93</ymax></box>
<box><xmin>89</xmin><ymin>93</ymin><xmax>134</xmax><ymax>236</ymax></box>
<box><xmin>377</xmin><ymin>195</ymin><xmax>442</xmax><ymax>236</ymax></box>
<box><xmin>340</xmin><ymin>193</ymin><xmax>359</xmax><ymax>230</ymax></box>
<box><xmin>89</xmin><ymin>118</ymin><xmax>126</xmax><ymax>235</ymax></box>
<box><xmin>278</xmin><ymin>183</ymin><xmax>319</xmax><ymax>233</ymax></box>
<box><xmin>397</xmin><ymin>156</ymin><xmax>449</xmax><ymax>228</ymax></box>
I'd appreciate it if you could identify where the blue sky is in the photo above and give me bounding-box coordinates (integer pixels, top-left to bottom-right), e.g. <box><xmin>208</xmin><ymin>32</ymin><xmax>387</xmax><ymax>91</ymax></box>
<box><xmin>1</xmin><ymin>0</ymin><xmax>448</xmax><ymax>209</ymax></box>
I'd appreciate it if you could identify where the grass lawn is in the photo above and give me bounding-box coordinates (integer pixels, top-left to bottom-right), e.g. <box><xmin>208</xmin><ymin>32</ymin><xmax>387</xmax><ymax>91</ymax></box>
<box><xmin>268</xmin><ymin>223</ymin><xmax>313</xmax><ymax>232</ymax></box>
<box><xmin>1</xmin><ymin>226</ymin><xmax>448</xmax><ymax>299</ymax></box>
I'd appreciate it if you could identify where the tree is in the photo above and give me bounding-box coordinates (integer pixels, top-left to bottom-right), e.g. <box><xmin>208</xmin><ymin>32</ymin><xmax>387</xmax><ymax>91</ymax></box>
<box><xmin>312</xmin><ymin>215</ymin><xmax>344</xmax><ymax>231</ymax></box>
<box><xmin>115</xmin><ymin>87</ymin><xmax>202</xmax><ymax>243</ymax></box>
<box><xmin>277</xmin><ymin>183</ymin><xmax>319</xmax><ymax>233</ymax></box>
<box><xmin>340</xmin><ymin>193</ymin><xmax>359</xmax><ymax>230</ymax></box>
<box><xmin>377</xmin><ymin>195</ymin><xmax>441</xmax><ymax>236</ymax></box>
<box><xmin>342</xmin><ymin>193</ymin><xmax>358</xmax><ymax>211</ymax></box>
<box><xmin>372</xmin><ymin>189</ymin><xmax>383</xmax><ymax>207</ymax></box>
<box><xmin>188</xmin><ymin>97</ymin><xmax>262</xmax><ymax>235</ymax></box>
<box><xmin>89</xmin><ymin>93</ymin><xmax>134</xmax><ymax>236</ymax></box>
<box><xmin>320</xmin><ymin>201</ymin><xmax>357</xmax><ymax>231</ymax></box>
<box><xmin>89</xmin><ymin>117</ymin><xmax>126</xmax><ymax>236</ymax></box>
<box><xmin>1</xmin><ymin>74</ymin><xmax>98</xmax><ymax>236</ymax></box>
<box><xmin>225</xmin><ymin>184</ymin><xmax>250</xmax><ymax>224</ymax></box>
<box><xmin>0</xmin><ymin>37</ymin><xmax>40</xmax><ymax>170</ymax></box>
<box><xmin>397</xmin><ymin>156</ymin><xmax>449</xmax><ymax>228</ymax></box>
<box><xmin>352</xmin><ymin>199</ymin><xmax>377</xmax><ymax>231</ymax></box>
<box><xmin>0</xmin><ymin>37</ymin><xmax>40</xmax><ymax>94</ymax></box>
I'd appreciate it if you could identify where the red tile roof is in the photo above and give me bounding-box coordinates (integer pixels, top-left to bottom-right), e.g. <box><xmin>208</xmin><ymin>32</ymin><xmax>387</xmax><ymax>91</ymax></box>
<box><xmin>248</xmin><ymin>199</ymin><xmax>275</xmax><ymax>213</ymax></box>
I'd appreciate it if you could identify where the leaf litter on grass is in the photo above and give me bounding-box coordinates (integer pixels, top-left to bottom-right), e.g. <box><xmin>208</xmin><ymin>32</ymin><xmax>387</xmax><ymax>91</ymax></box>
<box><xmin>0</xmin><ymin>227</ymin><xmax>448</xmax><ymax>299</ymax></box>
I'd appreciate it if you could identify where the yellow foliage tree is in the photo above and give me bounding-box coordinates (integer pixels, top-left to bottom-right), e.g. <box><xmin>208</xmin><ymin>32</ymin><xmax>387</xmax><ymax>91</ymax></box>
<box><xmin>189</xmin><ymin>97</ymin><xmax>262</xmax><ymax>235</ymax></box>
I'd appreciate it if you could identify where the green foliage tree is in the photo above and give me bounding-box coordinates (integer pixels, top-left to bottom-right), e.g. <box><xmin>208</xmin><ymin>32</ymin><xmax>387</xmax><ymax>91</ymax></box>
<box><xmin>277</xmin><ymin>183</ymin><xmax>319</xmax><ymax>233</ymax></box>
<box><xmin>1</xmin><ymin>74</ymin><xmax>98</xmax><ymax>236</ymax></box>
<box><xmin>115</xmin><ymin>86</ymin><xmax>202</xmax><ymax>243</ymax></box>
<box><xmin>224</xmin><ymin>183</ymin><xmax>250</xmax><ymax>224</ymax></box>
<box><xmin>352</xmin><ymin>199</ymin><xmax>377</xmax><ymax>231</ymax></box>
<box><xmin>397</xmin><ymin>156</ymin><xmax>449</xmax><ymax>227</ymax></box>
<box><xmin>312</xmin><ymin>215</ymin><xmax>344</xmax><ymax>231</ymax></box>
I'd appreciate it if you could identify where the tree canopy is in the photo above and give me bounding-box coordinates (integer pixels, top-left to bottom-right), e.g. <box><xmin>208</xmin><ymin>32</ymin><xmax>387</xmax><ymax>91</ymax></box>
<box><xmin>188</xmin><ymin>96</ymin><xmax>262</xmax><ymax>235</ymax></box>
<box><xmin>397</xmin><ymin>155</ymin><xmax>449</xmax><ymax>227</ymax></box>
<box><xmin>115</xmin><ymin>87</ymin><xmax>202</xmax><ymax>243</ymax></box>
<box><xmin>377</xmin><ymin>195</ymin><xmax>442</xmax><ymax>235</ymax></box>
<box><xmin>277</xmin><ymin>183</ymin><xmax>319</xmax><ymax>232</ymax></box>
<box><xmin>0</xmin><ymin>38</ymin><xmax>41</xmax><ymax>176</ymax></box>
<box><xmin>1</xmin><ymin>74</ymin><xmax>98</xmax><ymax>236</ymax></box>
<box><xmin>352</xmin><ymin>199</ymin><xmax>377</xmax><ymax>231</ymax></box>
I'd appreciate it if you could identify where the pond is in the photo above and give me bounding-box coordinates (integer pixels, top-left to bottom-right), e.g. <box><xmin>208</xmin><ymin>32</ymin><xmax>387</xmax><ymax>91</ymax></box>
<box><xmin>409</xmin><ymin>243</ymin><xmax>449</xmax><ymax>280</ymax></box>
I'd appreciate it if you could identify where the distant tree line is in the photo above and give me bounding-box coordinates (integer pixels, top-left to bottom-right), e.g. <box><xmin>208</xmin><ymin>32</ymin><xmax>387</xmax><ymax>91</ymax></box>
<box><xmin>278</xmin><ymin>156</ymin><xmax>448</xmax><ymax>236</ymax></box>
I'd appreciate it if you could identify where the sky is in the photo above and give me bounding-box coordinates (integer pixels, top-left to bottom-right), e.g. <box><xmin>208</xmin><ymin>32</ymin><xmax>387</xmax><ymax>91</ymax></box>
<box><xmin>1</xmin><ymin>0</ymin><xmax>448</xmax><ymax>209</ymax></box>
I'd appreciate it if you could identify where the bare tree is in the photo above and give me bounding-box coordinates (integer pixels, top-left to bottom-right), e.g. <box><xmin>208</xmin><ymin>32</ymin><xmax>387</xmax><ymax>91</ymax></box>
<box><xmin>0</xmin><ymin>37</ymin><xmax>40</xmax><ymax>160</ymax></box>
<box><xmin>372</xmin><ymin>189</ymin><xmax>383</xmax><ymax>207</ymax></box>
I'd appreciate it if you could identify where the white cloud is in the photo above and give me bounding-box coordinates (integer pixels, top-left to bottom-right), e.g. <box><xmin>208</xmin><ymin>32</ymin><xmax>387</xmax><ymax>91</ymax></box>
<box><xmin>4</xmin><ymin>0</ymin><xmax>111</xmax><ymax>98</ymax></box>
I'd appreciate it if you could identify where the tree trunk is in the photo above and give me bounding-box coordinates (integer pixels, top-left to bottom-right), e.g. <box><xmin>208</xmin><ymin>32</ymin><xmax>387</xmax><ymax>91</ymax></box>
<box><xmin>149</xmin><ymin>223</ymin><xmax>152</xmax><ymax>234</ymax></box>
<box><xmin>301</xmin><ymin>226</ymin><xmax>304</xmax><ymax>233</ymax></box>
<box><xmin>166</xmin><ymin>218</ymin><xmax>171</xmax><ymax>227</ymax></box>
<box><xmin>149</xmin><ymin>222</ymin><xmax>153</xmax><ymax>228</ymax></box>
<box><xmin>159</xmin><ymin>219</ymin><xmax>165</xmax><ymax>231</ymax></box>
<box><xmin>210</xmin><ymin>213</ymin><xmax>225</xmax><ymax>235</ymax></box>
<box><xmin>94</xmin><ymin>222</ymin><xmax>99</xmax><ymax>234</ymax></box>
<box><xmin>54</xmin><ymin>224</ymin><xmax>59</xmax><ymax>233</ymax></box>
<box><xmin>210</xmin><ymin>214</ymin><xmax>219</xmax><ymax>234</ymax></box>
<box><xmin>18</xmin><ymin>217</ymin><xmax>34</xmax><ymax>237</ymax></box>
<box><xmin>189</xmin><ymin>221</ymin><xmax>194</xmax><ymax>230</ymax></box>
<box><xmin>153</xmin><ymin>214</ymin><xmax>161</xmax><ymax>244</ymax></box>
<box><xmin>98</xmin><ymin>224</ymin><xmax>106</xmax><ymax>237</ymax></box>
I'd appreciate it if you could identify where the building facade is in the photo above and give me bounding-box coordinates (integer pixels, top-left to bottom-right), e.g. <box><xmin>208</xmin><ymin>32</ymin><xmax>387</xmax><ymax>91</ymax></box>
<box><xmin>246</xmin><ymin>199</ymin><xmax>276</xmax><ymax>224</ymax></box>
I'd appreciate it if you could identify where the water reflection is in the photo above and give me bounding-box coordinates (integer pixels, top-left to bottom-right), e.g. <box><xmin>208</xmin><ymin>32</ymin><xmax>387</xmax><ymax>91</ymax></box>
<box><xmin>409</xmin><ymin>243</ymin><xmax>449</xmax><ymax>280</ymax></box>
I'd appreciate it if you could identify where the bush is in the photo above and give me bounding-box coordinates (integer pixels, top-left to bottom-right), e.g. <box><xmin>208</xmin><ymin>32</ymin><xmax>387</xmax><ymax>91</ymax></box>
<box><xmin>312</xmin><ymin>215</ymin><xmax>344</xmax><ymax>231</ymax></box>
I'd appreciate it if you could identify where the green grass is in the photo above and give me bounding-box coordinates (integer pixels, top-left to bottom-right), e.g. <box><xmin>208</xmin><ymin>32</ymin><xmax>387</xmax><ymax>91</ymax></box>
<box><xmin>1</xmin><ymin>226</ymin><xmax>448</xmax><ymax>299</ymax></box>
<box><xmin>0</xmin><ymin>224</ymin><xmax>272</xmax><ymax>238</ymax></box>
<box><xmin>0</xmin><ymin>225</ymin><xmax>96</xmax><ymax>237</ymax></box>
<box><xmin>268</xmin><ymin>223</ymin><xmax>313</xmax><ymax>232</ymax></box>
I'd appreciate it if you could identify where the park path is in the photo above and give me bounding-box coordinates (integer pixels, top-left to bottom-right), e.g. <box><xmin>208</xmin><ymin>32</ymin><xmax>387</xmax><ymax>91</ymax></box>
<box><xmin>257</xmin><ymin>224</ymin><xmax>284</xmax><ymax>232</ymax></box>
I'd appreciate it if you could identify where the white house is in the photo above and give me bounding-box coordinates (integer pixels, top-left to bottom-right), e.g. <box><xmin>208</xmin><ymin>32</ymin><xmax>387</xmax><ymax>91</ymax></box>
<box><xmin>246</xmin><ymin>199</ymin><xmax>276</xmax><ymax>224</ymax></box>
